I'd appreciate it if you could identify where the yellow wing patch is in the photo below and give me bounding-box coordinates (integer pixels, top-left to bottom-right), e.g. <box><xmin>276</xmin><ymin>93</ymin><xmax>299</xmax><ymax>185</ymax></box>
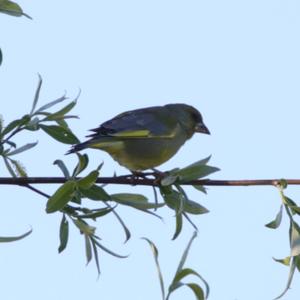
<box><xmin>112</xmin><ymin>130</ymin><xmax>150</xmax><ymax>138</ymax></box>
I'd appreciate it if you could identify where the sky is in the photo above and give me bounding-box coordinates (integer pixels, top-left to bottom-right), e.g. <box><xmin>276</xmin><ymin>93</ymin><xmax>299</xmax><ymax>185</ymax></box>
<box><xmin>1</xmin><ymin>0</ymin><xmax>300</xmax><ymax>299</ymax></box>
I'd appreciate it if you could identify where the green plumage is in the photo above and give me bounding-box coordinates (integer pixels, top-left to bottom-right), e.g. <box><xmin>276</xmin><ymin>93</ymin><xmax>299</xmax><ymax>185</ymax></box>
<box><xmin>68</xmin><ymin>104</ymin><xmax>210</xmax><ymax>171</ymax></box>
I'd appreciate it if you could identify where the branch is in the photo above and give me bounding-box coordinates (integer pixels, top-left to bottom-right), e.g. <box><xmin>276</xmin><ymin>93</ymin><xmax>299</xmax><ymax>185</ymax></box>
<box><xmin>0</xmin><ymin>176</ymin><xmax>299</xmax><ymax>186</ymax></box>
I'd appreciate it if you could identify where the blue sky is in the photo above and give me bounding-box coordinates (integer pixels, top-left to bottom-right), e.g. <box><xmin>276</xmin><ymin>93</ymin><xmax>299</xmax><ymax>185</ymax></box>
<box><xmin>1</xmin><ymin>0</ymin><xmax>300</xmax><ymax>299</ymax></box>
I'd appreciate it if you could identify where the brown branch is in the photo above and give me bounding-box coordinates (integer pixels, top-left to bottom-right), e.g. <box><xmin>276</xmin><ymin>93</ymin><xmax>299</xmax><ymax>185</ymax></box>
<box><xmin>0</xmin><ymin>177</ymin><xmax>299</xmax><ymax>187</ymax></box>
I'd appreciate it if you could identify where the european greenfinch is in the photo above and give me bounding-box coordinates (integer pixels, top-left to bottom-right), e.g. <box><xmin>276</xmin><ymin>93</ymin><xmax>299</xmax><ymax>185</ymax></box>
<box><xmin>68</xmin><ymin>104</ymin><xmax>210</xmax><ymax>171</ymax></box>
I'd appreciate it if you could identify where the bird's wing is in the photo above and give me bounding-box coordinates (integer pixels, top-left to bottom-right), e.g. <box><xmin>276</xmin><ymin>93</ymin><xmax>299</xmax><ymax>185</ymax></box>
<box><xmin>88</xmin><ymin>106</ymin><xmax>178</xmax><ymax>139</ymax></box>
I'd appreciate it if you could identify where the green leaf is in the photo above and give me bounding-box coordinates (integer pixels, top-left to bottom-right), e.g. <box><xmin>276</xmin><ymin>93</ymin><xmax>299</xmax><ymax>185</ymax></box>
<box><xmin>78</xmin><ymin>207</ymin><xmax>115</xmax><ymax>219</ymax></box>
<box><xmin>72</xmin><ymin>153</ymin><xmax>89</xmax><ymax>176</ymax></box>
<box><xmin>91</xmin><ymin>238</ymin><xmax>101</xmax><ymax>276</ymax></box>
<box><xmin>84</xmin><ymin>235</ymin><xmax>93</xmax><ymax>265</ymax></box>
<box><xmin>43</xmin><ymin>100</ymin><xmax>77</xmax><ymax>121</ymax></box>
<box><xmin>35</xmin><ymin>95</ymin><xmax>68</xmax><ymax>114</ymax></box>
<box><xmin>30</xmin><ymin>74</ymin><xmax>42</xmax><ymax>115</ymax></box>
<box><xmin>274</xmin><ymin>257</ymin><xmax>297</xmax><ymax>300</ymax></box>
<box><xmin>185</xmin><ymin>283</ymin><xmax>205</xmax><ymax>300</ymax></box>
<box><xmin>160</xmin><ymin>174</ymin><xmax>179</xmax><ymax>186</ymax></box>
<box><xmin>173</xmin><ymin>213</ymin><xmax>183</xmax><ymax>240</ymax></box>
<box><xmin>176</xmin><ymin>269</ymin><xmax>209</xmax><ymax>298</ymax></box>
<box><xmin>1</xmin><ymin>115</ymin><xmax>30</xmax><ymax>137</ymax></box>
<box><xmin>177</xmin><ymin>165</ymin><xmax>220</xmax><ymax>182</ymax></box>
<box><xmin>265</xmin><ymin>205</ymin><xmax>283</xmax><ymax>229</ymax></box>
<box><xmin>289</xmin><ymin>205</ymin><xmax>300</xmax><ymax>216</ymax></box>
<box><xmin>109</xmin><ymin>207</ymin><xmax>131</xmax><ymax>243</ymax></box>
<box><xmin>183</xmin><ymin>199</ymin><xmax>209</xmax><ymax>215</ymax></box>
<box><xmin>77</xmin><ymin>170</ymin><xmax>99</xmax><ymax>189</ymax></box>
<box><xmin>80</xmin><ymin>184</ymin><xmax>110</xmax><ymax>201</ymax></box>
<box><xmin>273</xmin><ymin>256</ymin><xmax>291</xmax><ymax>266</ymax></box>
<box><xmin>92</xmin><ymin>237</ymin><xmax>128</xmax><ymax>258</ymax></box>
<box><xmin>193</xmin><ymin>185</ymin><xmax>207</xmax><ymax>194</ymax></box>
<box><xmin>111</xmin><ymin>193</ymin><xmax>148</xmax><ymax>203</ymax></box>
<box><xmin>176</xmin><ymin>231</ymin><xmax>197</xmax><ymax>273</ymax></box>
<box><xmin>7</xmin><ymin>142</ymin><xmax>38</xmax><ymax>156</ymax></box>
<box><xmin>40</xmin><ymin>124</ymin><xmax>79</xmax><ymax>144</ymax></box>
<box><xmin>9</xmin><ymin>159</ymin><xmax>27</xmax><ymax>177</ymax></box>
<box><xmin>142</xmin><ymin>238</ymin><xmax>165</xmax><ymax>300</ymax></box>
<box><xmin>46</xmin><ymin>181</ymin><xmax>76</xmax><ymax>213</ymax></box>
<box><xmin>3</xmin><ymin>156</ymin><xmax>17</xmax><ymax>177</ymax></box>
<box><xmin>0</xmin><ymin>228</ymin><xmax>32</xmax><ymax>242</ymax></box>
<box><xmin>58</xmin><ymin>215</ymin><xmax>69</xmax><ymax>253</ymax></box>
<box><xmin>73</xmin><ymin>219</ymin><xmax>96</xmax><ymax>236</ymax></box>
<box><xmin>0</xmin><ymin>0</ymin><xmax>31</xmax><ymax>18</ymax></box>
<box><xmin>54</xmin><ymin>159</ymin><xmax>70</xmax><ymax>178</ymax></box>
<box><xmin>291</xmin><ymin>222</ymin><xmax>300</xmax><ymax>257</ymax></box>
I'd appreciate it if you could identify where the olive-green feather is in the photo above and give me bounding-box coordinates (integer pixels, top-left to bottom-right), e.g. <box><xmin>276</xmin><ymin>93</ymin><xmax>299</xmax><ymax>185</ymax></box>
<box><xmin>67</xmin><ymin>104</ymin><xmax>209</xmax><ymax>171</ymax></box>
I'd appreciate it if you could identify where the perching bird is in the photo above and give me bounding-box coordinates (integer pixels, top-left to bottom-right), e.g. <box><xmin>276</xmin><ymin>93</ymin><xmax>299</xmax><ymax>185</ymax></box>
<box><xmin>68</xmin><ymin>104</ymin><xmax>210</xmax><ymax>171</ymax></box>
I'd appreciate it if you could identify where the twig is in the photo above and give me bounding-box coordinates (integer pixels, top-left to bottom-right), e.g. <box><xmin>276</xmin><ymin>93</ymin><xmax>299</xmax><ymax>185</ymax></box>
<box><xmin>0</xmin><ymin>177</ymin><xmax>299</xmax><ymax>186</ymax></box>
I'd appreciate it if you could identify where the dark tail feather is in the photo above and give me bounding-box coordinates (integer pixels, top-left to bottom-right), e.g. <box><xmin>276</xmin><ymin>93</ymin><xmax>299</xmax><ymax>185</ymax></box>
<box><xmin>66</xmin><ymin>141</ymin><xmax>90</xmax><ymax>155</ymax></box>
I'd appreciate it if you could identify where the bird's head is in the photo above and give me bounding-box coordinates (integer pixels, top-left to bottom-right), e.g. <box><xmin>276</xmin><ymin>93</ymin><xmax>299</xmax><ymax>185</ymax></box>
<box><xmin>165</xmin><ymin>103</ymin><xmax>210</xmax><ymax>137</ymax></box>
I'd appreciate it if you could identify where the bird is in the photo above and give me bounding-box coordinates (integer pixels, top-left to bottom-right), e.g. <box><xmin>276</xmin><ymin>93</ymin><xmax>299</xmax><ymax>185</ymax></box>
<box><xmin>67</xmin><ymin>103</ymin><xmax>210</xmax><ymax>171</ymax></box>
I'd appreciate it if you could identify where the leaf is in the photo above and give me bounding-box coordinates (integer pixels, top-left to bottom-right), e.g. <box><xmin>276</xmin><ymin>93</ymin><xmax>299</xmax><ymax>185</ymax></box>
<box><xmin>90</xmin><ymin>238</ymin><xmax>101</xmax><ymax>276</ymax></box>
<box><xmin>80</xmin><ymin>184</ymin><xmax>110</xmax><ymax>201</ymax></box>
<box><xmin>1</xmin><ymin>115</ymin><xmax>30</xmax><ymax>136</ymax></box>
<box><xmin>84</xmin><ymin>235</ymin><xmax>93</xmax><ymax>265</ymax></box>
<box><xmin>193</xmin><ymin>185</ymin><xmax>207</xmax><ymax>194</ymax></box>
<box><xmin>9</xmin><ymin>159</ymin><xmax>27</xmax><ymax>177</ymax></box>
<box><xmin>58</xmin><ymin>215</ymin><xmax>69</xmax><ymax>253</ymax></box>
<box><xmin>44</xmin><ymin>100</ymin><xmax>77</xmax><ymax>121</ymax></box>
<box><xmin>291</xmin><ymin>222</ymin><xmax>300</xmax><ymax>257</ymax></box>
<box><xmin>73</xmin><ymin>219</ymin><xmax>96</xmax><ymax>236</ymax></box>
<box><xmin>40</xmin><ymin>124</ymin><xmax>79</xmax><ymax>144</ymax></box>
<box><xmin>46</xmin><ymin>181</ymin><xmax>76</xmax><ymax>213</ymax></box>
<box><xmin>160</xmin><ymin>174</ymin><xmax>179</xmax><ymax>186</ymax></box>
<box><xmin>274</xmin><ymin>257</ymin><xmax>297</xmax><ymax>300</ymax></box>
<box><xmin>35</xmin><ymin>95</ymin><xmax>68</xmax><ymax>114</ymax></box>
<box><xmin>289</xmin><ymin>205</ymin><xmax>300</xmax><ymax>216</ymax></box>
<box><xmin>0</xmin><ymin>0</ymin><xmax>31</xmax><ymax>18</ymax></box>
<box><xmin>78</xmin><ymin>207</ymin><xmax>115</xmax><ymax>219</ymax></box>
<box><xmin>265</xmin><ymin>205</ymin><xmax>283</xmax><ymax>229</ymax></box>
<box><xmin>30</xmin><ymin>74</ymin><xmax>42</xmax><ymax>115</ymax></box>
<box><xmin>176</xmin><ymin>231</ymin><xmax>197</xmax><ymax>273</ymax></box>
<box><xmin>142</xmin><ymin>238</ymin><xmax>165</xmax><ymax>300</ymax></box>
<box><xmin>273</xmin><ymin>256</ymin><xmax>291</xmax><ymax>266</ymax></box>
<box><xmin>77</xmin><ymin>170</ymin><xmax>99</xmax><ymax>189</ymax></box>
<box><xmin>177</xmin><ymin>165</ymin><xmax>220</xmax><ymax>182</ymax></box>
<box><xmin>0</xmin><ymin>228</ymin><xmax>32</xmax><ymax>242</ymax></box>
<box><xmin>109</xmin><ymin>206</ymin><xmax>131</xmax><ymax>243</ymax></box>
<box><xmin>7</xmin><ymin>142</ymin><xmax>38</xmax><ymax>156</ymax></box>
<box><xmin>92</xmin><ymin>237</ymin><xmax>128</xmax><ymax>258</ymax></box>
<box><xmin>3</xmin><ymin>156</ymin><xmax>17</xmax><ymax>177</ymax></box>
<box><xmin>110</xmin><ymin>193</ymin><xmax>148</xmax><ymax>203</ymax></box>
<box><xmin>183</xmin><ymin>199</ymin><xmax>209</xmax><ymax>215</ymax></box>
<box><xmin>54</xmin><ymin>159</ymin><xmax>70</xmax><ymax>178</ymax></box>
<box><xmin>72</xmin><ymin>153</ymin><xmax>89</xmax><ymax>176</ymax></box>
<box><xmin>0</xmin><ymin>48</ymin><xmax>2</xmax><ymax>66</ymax></box>
<box><xmin>172</xmin><ymin>213</ymin><xmax>183</xmax><ymax>240</ymax></box>
<box><xmin>185</xmin><ymin>283</ymin><xmax>205</xmax><ymax>300</ymax></box>
<box><xmin>173</xmin><ymin>269</ymin><xmax>210</xmax><ymax>299</ymax></box>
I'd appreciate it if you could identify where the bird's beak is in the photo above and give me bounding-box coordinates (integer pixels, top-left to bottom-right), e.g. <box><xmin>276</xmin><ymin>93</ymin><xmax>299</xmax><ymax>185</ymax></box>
<box><xmin>195</xmin><ymin>123</ymin><xmax>210</xmax><ymax>135</ymax></box>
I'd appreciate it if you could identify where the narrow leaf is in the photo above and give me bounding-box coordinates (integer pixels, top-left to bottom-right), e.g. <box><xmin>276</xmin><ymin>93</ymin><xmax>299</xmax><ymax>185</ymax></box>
<box><xmin>72</xmin><ymin>153</ymin><xmax>89</xmax><ymax>176</ymax></box>
<box><xmin>77</xmin><ymin>170</ymin><xmax>99</xmax><ymax>189</ymax></box>
<box><xmin>30</xmin><ymin>74</ymin><xmax>42</xmax><ymax>115</ymax></box>
<box><xmin>143</xmin><ymin>238</ymin><xmax>165</xmax><ymax>300</ymax></box>
<box><xmin>46</xmin><ymin>181</ymin><xmax>76</xmax><ymax>213</ymax></box>
<box><xmin>291</xmin><ymin>222</ymin><xmax>300</xmax><ymax>257</ymax></box>
<box><xmin>80</xmin><ymin>184</ymin><xmax>110</xmax><ymax>201</ymax></box>
<box><xmin>44</xmin><ymin>100</ymin><xmax>77</xmax><ymax>120</ymax></box>
<box><xmin>54</xmin><ymin>159</ymin><xmax>70</xmax><ymax>178</ymax></box>
<box><xmin>7</xmin><ymin>142</ymin><xmax>38</xmax><ymax>156</ymax></box>
<box><xmin>35</xmin><ymin>95</ymin><xmax>68</xmax><ymax>114</ymax></box>
<box><xmin>265</xmin><ymin>205</ymin><xmax>283</xmax><ymax>229</ymax></box>
<box><xmin>185</xmin><ymin>283</ymin><xmax>205</xmax><ymax>300</ymax></box>
<box><xmin>58</xmin><ymin>215</ymin><xmax>69</xmax><ymax>253</ymax></box>
<box><xmin>92</xmin><ymin>238</ymin><xmax>128</xmax><ymax>258</ymax></box>
<box><xmin>40</xmin><ymin>124</ymin><xmax>79</xmax><ymax>144</ymax></box>
<box><xmin>273</xmin><ymin>256</ymin><xmax>291</xmax><ymax>266</ymax></box>
<box><xmin>84</xmin><ymin>235</ymin><xmax>93</xmax><ymax>265</ymax></box>
<box><xmin>0</xmin><ymin>228</ymin><xmax>32</xmax><ymax>242</ymax></box>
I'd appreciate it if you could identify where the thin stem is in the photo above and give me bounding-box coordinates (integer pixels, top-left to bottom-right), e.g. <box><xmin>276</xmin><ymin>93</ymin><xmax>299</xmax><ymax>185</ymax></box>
<box><xmin>1</xmin><ymin>177</ymin><xmax>300</xmax><ymax>187</ymax></box>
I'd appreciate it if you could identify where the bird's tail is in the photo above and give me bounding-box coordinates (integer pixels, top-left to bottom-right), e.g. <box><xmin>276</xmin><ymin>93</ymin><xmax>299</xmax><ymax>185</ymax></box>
<box><xmin>66</xmin><ymin>141</ymin><xmax>90</xmax><ymax>155</ymax></box>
